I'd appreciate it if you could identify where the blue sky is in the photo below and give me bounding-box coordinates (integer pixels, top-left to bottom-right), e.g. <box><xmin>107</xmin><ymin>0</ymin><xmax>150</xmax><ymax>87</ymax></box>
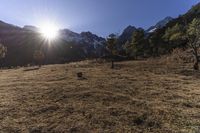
<box><xmin>0</xmin><ymin>0</ymin><xmax>199</xmax><ymax>37</ymax></box>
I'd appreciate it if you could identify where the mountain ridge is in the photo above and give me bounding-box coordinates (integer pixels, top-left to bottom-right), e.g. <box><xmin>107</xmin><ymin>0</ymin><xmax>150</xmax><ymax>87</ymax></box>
<box><xmin>0</xmin><ymin>16</ymin><xmax>178</xmax><ymax>66</ymax></box>
<box><xmin>147</xmin><ymin>16</ymin><xmax>173</xmax><ymax>33</ymax></box>
<box><xmin>0</xmin><ymin>20</ymin><xmax>106</xmax><ymax>66</ymax></box>
<box><xmin>0</xmin><ymin>2</ymin><xmax>199</xmax><ymax>66</ymax></box>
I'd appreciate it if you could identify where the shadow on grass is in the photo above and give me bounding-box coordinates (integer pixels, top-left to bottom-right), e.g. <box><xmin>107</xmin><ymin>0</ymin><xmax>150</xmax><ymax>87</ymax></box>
<box><xmin>23</xmin><ymin>67</ymin><xmax>40</xmax><ymax>72</ymax></box>
<box><xmin>178</xmin><ymin>69</ymin><xmax>200</xmax><ymax>78</ymax></box>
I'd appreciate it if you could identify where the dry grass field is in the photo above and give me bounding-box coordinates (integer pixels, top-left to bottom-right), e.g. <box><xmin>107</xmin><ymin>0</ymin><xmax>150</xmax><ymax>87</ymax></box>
<box><xmin>0</xmin><ymin>59</ymin><xmax>200</xmax><ymax>133</ymax></box>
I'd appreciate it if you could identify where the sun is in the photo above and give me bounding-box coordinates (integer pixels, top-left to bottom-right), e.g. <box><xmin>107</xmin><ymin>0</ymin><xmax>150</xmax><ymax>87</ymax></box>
<box><xmin>39</xmin><ymin>23</ymin><xmax>59</xmax><ymax>40</ymax></box>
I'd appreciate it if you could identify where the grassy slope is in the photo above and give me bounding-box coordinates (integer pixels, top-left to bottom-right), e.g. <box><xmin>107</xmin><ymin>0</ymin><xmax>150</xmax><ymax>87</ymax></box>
<box><xmin>0</xmin><ymin>60</ymin><xmax>200</xmax><ymax>133</ymax></box>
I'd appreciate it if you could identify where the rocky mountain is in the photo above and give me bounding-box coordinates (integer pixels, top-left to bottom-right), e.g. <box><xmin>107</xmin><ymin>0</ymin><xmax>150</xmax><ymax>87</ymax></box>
<box><xmin>147</xmin><ymin>16</ymin><xmax>173</xmax><ymax>33</ymax></box>
<box><xmin>0</xmin><ymin>20</ymin><xmax>21</xmax><ymax>31</ymax></box>
<box><xmin>60</xmin><ymin>29</ymin><xmax>105</xmax><ymax>47</ymax></box>
<box><xmin>0</xmin><ymin>21</ymin><xmax>106</xmax><ymax>67</ymax></box>
<box><xmin>0</xmin><ymin>1</ymin><xmax>199</xmax><ymax>67</ymax></box>
<box><xmin>117</xmin><ymin>25</ymin><xmax>137</xmax><ymax>46</ymax></box>
<box><xmin>116</xmin><ymin>17</ymin><xmax>173</xmax><ymax>51</ymax></box>
<box><xmin>22</xmin><ymin>26</ymin><xmax>106</xmax><ymax>47</ymax></box>
<box><xmin>59</xmin><ymin>29</ymin><xmax>106</xmax><ymax>56</ymax></box>
<box><xmin>23</xmin><ymin>25</ymin><xmax>39</xmax><ymax>32</ymax></box>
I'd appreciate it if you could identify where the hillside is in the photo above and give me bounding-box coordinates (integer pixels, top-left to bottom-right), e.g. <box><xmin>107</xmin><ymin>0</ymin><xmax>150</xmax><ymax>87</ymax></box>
<box><xmin>146</xmin><ymin>2</ymin><xmax>200</xmax><ymax>53</ymax></box>
<box><xmin>0</xmin><ymin>22</ymin><xmax>106</xmax><ymax>67</ymax></box>
<box><xmin>0</xmin><ymin>2</ymin><xmax>199</xmax><ymax>67</ymax></box>
<box><xmin>0</xmin><ymin>60</ymin><xmax>200</xmax><ymax>132</ymax></box>
<box><xmin>146</xmin><ymin>16</ymin><xmax>173</xmax><ymax>33</ymax></box>
<box><xmin>113</xmin><ymin>2</ymin><xmax>200</xmax><ymax>58</ymax></box>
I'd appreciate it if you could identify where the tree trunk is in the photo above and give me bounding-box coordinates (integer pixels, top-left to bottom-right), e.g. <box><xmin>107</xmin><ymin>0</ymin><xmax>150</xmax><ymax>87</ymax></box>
<box><xmin>194</xmin><ymin>61</ymin><xmax>199</xmax><ymax>70</ymax></box>
<box><xmin>194</xmin><ymin>55</ymin><xmax>199</xmax><ymax>70</ymax></box>
<box><xmin>111</xmin><ymin>60</ymin><xmax>114</xmax><ymax>69</ymax></box>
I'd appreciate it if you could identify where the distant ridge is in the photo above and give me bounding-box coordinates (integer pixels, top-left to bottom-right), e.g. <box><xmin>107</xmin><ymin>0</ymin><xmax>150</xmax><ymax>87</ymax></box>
<box><xmin>147</xmin><ymin>16</ymin><xmax>173</xmax><ymax>33</ymax></box>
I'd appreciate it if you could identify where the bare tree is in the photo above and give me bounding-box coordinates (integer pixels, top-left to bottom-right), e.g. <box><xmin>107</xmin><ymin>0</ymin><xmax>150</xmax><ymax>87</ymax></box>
<box><xmin>106</xmin><ymin>34</ymin><xmax>118</xmax><ymax>69</ymax></box>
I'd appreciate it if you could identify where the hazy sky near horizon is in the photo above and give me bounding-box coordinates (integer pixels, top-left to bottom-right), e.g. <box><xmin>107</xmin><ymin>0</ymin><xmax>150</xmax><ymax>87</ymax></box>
<box><xmin>0</xmin><ymin>0</ymin><xmax>199</xmax><ymax>37</ymax></box>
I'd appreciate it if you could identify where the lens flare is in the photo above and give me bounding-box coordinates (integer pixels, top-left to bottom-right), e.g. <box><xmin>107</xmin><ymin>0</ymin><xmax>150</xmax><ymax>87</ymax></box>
<box><xmin>39</xmin><ymin>23</ymin><xmax>59</xmax><ymax>40</ymax></box>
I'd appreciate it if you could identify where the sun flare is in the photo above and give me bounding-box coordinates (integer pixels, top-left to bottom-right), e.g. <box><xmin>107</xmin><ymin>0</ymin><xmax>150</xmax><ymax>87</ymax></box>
<box><xmin>39</xmin><ymin>23</ymin><xmax>59</xmax><ymax>40</ymax></box>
